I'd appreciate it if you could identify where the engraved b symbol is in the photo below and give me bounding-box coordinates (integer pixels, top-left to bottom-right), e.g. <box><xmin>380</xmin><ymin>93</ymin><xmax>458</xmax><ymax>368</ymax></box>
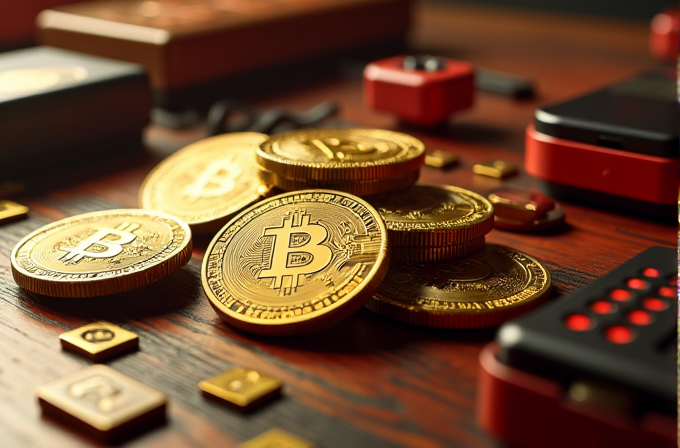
<box><xmin>60</xmin><ymin>223</ymin><xmax>138</xmax><ymax>263</ymax></box>
<box><xmin>258</xmin><ymin>211</ymin><xmax>332</xmax><ymax>294</ymax></box>
<box><xmin>183</xmin><ymin>158</ymin><xmax>243</xmax><ymax>202</ymax></box>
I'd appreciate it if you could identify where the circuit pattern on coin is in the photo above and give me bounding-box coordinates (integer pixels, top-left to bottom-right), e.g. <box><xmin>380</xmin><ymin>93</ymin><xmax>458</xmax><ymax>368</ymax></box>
<box><xmin>140</xmin><ymin>133</ymin><xmax>269</xmax><ymax>233</ymax></box>
<box><xmin>11</xmin><ymin>209</ymin><xmax>192</xmax><ymax>297</ymax></box>
<box><xmin>202</xmin><ymin>190</ymin><xmax>389</xmax><ymax>334</ymax></box>
<box><xmin>368</xmin><ymin>244</ymin><xmax>551</xmax><ymax>328</ymax></box>
<box><xmin>367</xmin><ymin>183</ymin><xmax>494</xmax><ymax>246</ymax></box>
<box><xmin>257</xmin><ymin>128</ymin><xmax>425</xmax><ymax>181</ymax></box>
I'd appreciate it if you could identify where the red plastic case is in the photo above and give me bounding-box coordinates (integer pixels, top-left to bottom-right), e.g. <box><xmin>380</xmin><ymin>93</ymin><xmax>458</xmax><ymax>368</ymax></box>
<box><xmin>364</xmin><ymin>55</ymin><xmax>474</xmax><ymax>125</ymax></box>
<box><xmin>524</xmin><ymin>124</ymin><xmax>679</xmax><ymax>207</ymax></box>
<box><xmin>477</xmin><ymin>343</ymin><xmax>676</xmax><ymax>448</ymax></box>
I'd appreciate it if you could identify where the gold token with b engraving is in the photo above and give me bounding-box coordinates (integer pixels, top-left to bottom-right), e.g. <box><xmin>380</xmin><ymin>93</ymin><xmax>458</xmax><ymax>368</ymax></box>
<box><xmin>202</xmin><ymin>190</ymin><xmax>389</xmax><ymax>335</ymax></box>
<box><xmin>140</xmin><ymin>133</ymin><xmax>270</xmax><ymax>234</ymax></box>
<box><xmin>367</xmin><ymin>183</ymin><xmax>494</xmax><ymax>246</ymax></box>
<box><xmin>257</xmin><ymin>128</ymin><xmax>425</xmax><ymax>182</ymax></box>
<box><xmin>367</xmin><ymin>244</ymin><xmax>551</xmax><ymax>329</ymax></box>
<box><xmin>11</xmin><ymin>209</ymin><xmax>192</xmax><ymax>297</ymax></box>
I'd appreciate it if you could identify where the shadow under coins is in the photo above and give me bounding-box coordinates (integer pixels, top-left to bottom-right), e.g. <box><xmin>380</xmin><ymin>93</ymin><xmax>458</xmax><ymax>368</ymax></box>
<box><xmin>234</xmin><ymin>307</ymin><xmax>498</xmax><ymax>355</ymax></box>
<box><xmin>21</xmin><ymin>264</ymin><xmax>201</xmax><ymax>321</ymax></box>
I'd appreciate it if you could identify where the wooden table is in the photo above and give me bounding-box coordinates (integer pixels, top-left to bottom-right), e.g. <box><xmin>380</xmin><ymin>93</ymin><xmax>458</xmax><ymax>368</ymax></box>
<box><xmin>0</xmin><ymin>2</ymin><xmax>674</xmax><ymax>447</ymax></box>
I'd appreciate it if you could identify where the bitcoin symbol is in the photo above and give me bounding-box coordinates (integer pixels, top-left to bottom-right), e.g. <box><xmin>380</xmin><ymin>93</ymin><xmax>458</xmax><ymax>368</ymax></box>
<box><xmin>60</xmin><ymin>223</ymin><xmax>139</xmax><ymax>263</ymax></box>
<box><xmin>307</xmin><ymin>137</ymin><xmax>386</xmax><ymax>161</ymax></box>
<box><xmin>183</xmin><ymin>159</ymin><xmax>243</xmax><ymax>202</ymax></box>
<box><xmin>258</xmin><ymin>210</ymin><xmax>333</xmax><ymax>294</ymax></box>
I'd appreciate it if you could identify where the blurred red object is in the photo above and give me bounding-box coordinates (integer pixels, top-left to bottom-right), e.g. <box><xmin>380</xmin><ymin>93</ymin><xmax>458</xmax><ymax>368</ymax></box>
<box><xmin>650</xmin><ymin>7</ymin><xmax>679</xmax><ymax>61</ymax></box>
<box><xmin>364</xmin><ymin>55</ymin><xmax>474</xmax><ymax>126</ymax></box>
<box><xmin>0</xmin><ymin>0</ymin><xmax>81</xmax><ymax>49</ymax></box>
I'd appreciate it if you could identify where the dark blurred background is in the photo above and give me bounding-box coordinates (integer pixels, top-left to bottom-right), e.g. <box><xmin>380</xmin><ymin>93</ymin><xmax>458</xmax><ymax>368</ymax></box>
<box><xmin>441</xmin><ymin>0</ymin><xmax>674</xmax><ymax>20</ymax></box>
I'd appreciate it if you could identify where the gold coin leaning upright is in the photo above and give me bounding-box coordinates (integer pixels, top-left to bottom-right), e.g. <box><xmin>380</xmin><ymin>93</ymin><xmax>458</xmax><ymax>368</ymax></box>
<box><xmin>366</xmin><ymin>183</ymin><xmax>494</xmax><ymax>246</ymax></box>
<box><xmin>140</xmin><ymin>133</ymin><xmax>270</xmax><ymax>234</ymax></box>
<box><xmin>11</xmin><ymin>209</ymin><xmax>192</xmax><ymax>297</ymax></box>
<box><xmin>257</xmin><ymin>128</ymin><xmax>425</xmax><ymax>182</ymax></box>
<box><xmin>202</xmin><ymin>190</ymin><xmax>389</xmax><ymax>335</ymax></box>
<box><xmin>366</xmin><ymin>244</ymin><xmax>551</xmax><ymax>329</ymax></box>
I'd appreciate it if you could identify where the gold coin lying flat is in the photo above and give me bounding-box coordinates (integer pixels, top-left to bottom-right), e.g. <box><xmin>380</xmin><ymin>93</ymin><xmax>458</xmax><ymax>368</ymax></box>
<box><xmin>258</xmin><ymin>168</ymin><xmax>419</xmax><ymax>197</ymax></box>
<box><xmin>257</xmin><ymin>128</ymin><xmax>425</xmax><ymax>182</ymax></box>
<box><xmin>367</xmin><ymin>244</ymin><xmax>551</xmax><ymax>329</ymax></box>
<box><xmin>366</xmin><ymin>183</ymin><xmax>494</xmax><ymax>246</ymax></box>
<box><xmin>140</xmin><ymin>133</ymin><xmax>270</xmax><ymax>234</ymax></box>
<box><xmin>202</xmin><ymin>190</ymin><xmax>389</xmax><ymax>335</ymax></box>
<box><xmin>11</xmin><ymin>209</ymin><xmax>192</xmax><ymax>297</ymax></box>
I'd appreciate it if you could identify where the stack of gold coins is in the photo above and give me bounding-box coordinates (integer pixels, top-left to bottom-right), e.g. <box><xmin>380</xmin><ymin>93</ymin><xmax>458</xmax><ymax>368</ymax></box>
<box><xmin>256</xmin><ymin>128</ymin><xmax>425</xmax><ymax>196</ymax></box>
<box><xmin>365</xmin><ymin>183</ymin><xmax>494</xmax><ymax>262</ymax></box>
<box><xmin>362</xmin><ymin>184</ymin><xmax>552</xmax><ymax>329</ymax></box>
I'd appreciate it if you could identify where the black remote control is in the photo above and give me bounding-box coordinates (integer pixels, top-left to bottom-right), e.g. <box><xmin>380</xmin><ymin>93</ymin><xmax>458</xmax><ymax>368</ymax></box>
<box><xmin>496</xmin><ymin>246</ymin><xmax>677</xmax><ymax>417</ymax></box>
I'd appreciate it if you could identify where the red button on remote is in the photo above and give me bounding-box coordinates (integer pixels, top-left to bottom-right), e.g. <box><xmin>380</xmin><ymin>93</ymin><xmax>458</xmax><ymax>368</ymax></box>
<box><xmin>642</xmin><ymin>268</ymin><xmax>660</xmax><ymax>278</ymax></box>
<box><xmin>609</xmin><ymin>288</ymin><xmax>631</xmax><ymax>301</ymax></box>
<box><xmin>642</xmin><ymin>297</ymin><xmax>668</xmax><ymax>311</ymax></box>
<box><xmin>606</xmin><ymin>326</ymin><xmax>634</xmax><ymax>344</ymax></box>
<box><xmin>658</xmin><ymin>286</ymin><xmax>675</xmax><ymax>298</ymax></box>
<box><xmin>626</xmin><ymin>278</ymin><xmax>647</xmax><ymax>289</ymax></box>
<box><xmin>590</xmin><ymin>300</ymin><xmax>615</xmax><ymax>314</ymax></box>
<box><xmin>627</xmin><ymin>310</ymin><xmax>652</xmax><ymax>325</ymax></box>
<box><xmin>565</xmin><ymin>314</ymin><xmax>592</xmax><ymax>331</ymax></box>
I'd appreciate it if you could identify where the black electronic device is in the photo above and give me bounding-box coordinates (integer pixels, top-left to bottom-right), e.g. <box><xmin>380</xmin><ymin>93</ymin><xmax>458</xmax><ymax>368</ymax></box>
<box><xmin>525</xmin><ymin>67</ymin><xmax>679</xmax><ymax>219</ymax></box>
<box><xmin>0</xmin><ymin>46</ymin><xmax>151</xmax><ymax>178</ymax></box>
<box><xmin>497</xmin><ymin>245</ymin><xmax>677</xmax><ymax>416</ymax></box>
<box><xmin>478</xmin><ymin>246</ymin><xmax>677</xmax><ymax>448</ymax></box>
<box><xmin>534</xmin><ymin>66</ymin><xmax>677</xmax><ymax>157</ymax></box>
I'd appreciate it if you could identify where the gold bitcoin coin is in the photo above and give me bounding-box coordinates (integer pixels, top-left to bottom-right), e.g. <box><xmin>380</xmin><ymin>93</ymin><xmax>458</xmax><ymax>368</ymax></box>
<box><xmin>140</xmin><ymin>133</ymin><xmax>270</xmax><ymax>234</ymax></box>
<box><xmin>367</xmin><ymin>244</ymin><xmax>551</xmax><ymax>329</ymax></box>
<box><xmin>258</xmin><ymin>168</ymin><xmax>419</xmax><ymax>197</ymax></box>
<box><xmin>202</xmin><ymin>190</ymin><xmax>389</xmax><ymax>335</ymax></box>
<box><xmin>366</xmin><ymin>183</ymin><xmax>494</xmax><ymax>246</ymax></box>
<box><xmin>11</xmin><ymin>209</ymin><xmax>192</xmax><ymax>297</ymax></box>
<box><xmin>390</xmin><ymin>237</ymin><xmax>485</xmax><ymax>262</ymax></box>
<box><xmin>257</xmin><ymin>128</ymin><xmax>425</xmax><ymax>182</ymax></box>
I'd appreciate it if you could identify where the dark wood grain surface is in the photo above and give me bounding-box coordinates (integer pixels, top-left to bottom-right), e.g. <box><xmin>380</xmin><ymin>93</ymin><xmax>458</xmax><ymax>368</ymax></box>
<box><xmin>0</xmin><ymin>3</ymin><xmax>674</xmax><ymax>447</ymax></box>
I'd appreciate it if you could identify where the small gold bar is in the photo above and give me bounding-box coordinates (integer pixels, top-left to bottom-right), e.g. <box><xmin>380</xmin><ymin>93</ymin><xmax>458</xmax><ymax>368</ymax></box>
<box><xmin>0</xmin><ymin>200</ymin><xmax>28</xmax><ymax>225</ymax></box>
<box><xmin>424</xmin><ymin>150</ymin><xmax>459</xmax><ymax>169</ymax></box>
<box><xmin>240</xmin><ymin>429</ymin><xmax>315</xmax><ymax>448</ymax></box>
<box><xmin>60</xmin><ymin>321</ymin><xmax>139</xmax><ymax>362</ymax></box>
<box><xmin>36</xmin><ymin>364</ymin><xmax>166</xmax><ymax>442</ymax></box>
<box><xmin>473</xmin><ymin>159</ymin><xmax>518</xmax><ymax>179</ymax></box>
<box><xmin>199</xmin><ymin>368</ymin><xmax>282</xmax><ymax>411</ymax></box>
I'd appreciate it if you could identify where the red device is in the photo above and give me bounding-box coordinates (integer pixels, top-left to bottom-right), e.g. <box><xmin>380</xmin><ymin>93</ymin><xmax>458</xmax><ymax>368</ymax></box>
<box><xmin>478</xmin><ymin>343</ymin><xmax>676</xmax><ymax>448</ymax></box>
<box><xmin>363</xmin><ymin>55</ymin><xmax>474</xmax><ymax>125</ymax></box>
<box><xmin>524</xmin><ymin>67</ymin><xmax>679</xmax><ymax>219</ymax></box>
<box><xmin>478</xmin><ymin>246</ymin><xmax>677</xmax><ymax>448</ymax></box>
<box><xmin>650</xmin><ymin>7</ymin><xmax>679</xmax><ymax>61</ymax></box>
<box><xmin>525</xmin><ymin>124</ymin><xmax>678</xmax><ymax>207</ymax></box>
